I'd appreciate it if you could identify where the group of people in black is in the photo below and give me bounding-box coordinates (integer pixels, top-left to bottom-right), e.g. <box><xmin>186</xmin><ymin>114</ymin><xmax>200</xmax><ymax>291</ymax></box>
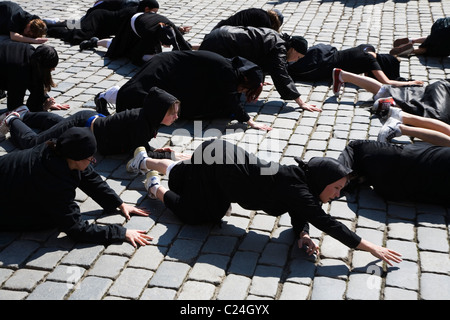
<box><xmin>1</xmin><ymin>0</ymin><xmax>450</xmax><ymax>267</ymax></box>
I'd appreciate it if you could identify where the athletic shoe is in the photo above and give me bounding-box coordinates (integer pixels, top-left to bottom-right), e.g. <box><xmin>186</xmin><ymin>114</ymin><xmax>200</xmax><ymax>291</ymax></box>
<box><xmin>388</xmin><ymin>106</ymin><xmax>403</xmax><ymax>122</ymax></box>
<box><xmin>393</xmin><ymin>38</ymin><xmax>411</xmax><ymax>48</ymax></box>
<box><xmin>371</xmin><ymin>97</ymin><xmax>395</xmax><ymax>120</ymax></box>
<box><xmin>0</xmin><ymin>112</ymin><xmax>20</xmax><ymax>135</ymax></box>
<box><xmin>13</xmin><ymin>105</ymin><xmax>29</xmax><ymax>119</ymax></box>
<box><xmin>94</xmin><ymin>92</ymin><xmax>110</xmax><ymax>116</ymax></box>
<box><xmin>79</xmin><ymin>37</ymin><xmax>99</xmax><ymax>51</ymax></box>
<box><xmin>389</xmin><ymin>43</ymin><xmax>413</xmax><ymax>56</ymax></box>
<box><xmin>332</xmin><ymin>68</ymin><xmax>344</xmax><ymax>96</ymax></box>
<box><xmin>377</xmin><ymin>117</ymin><xmax>402</xmax><ymax>143</ymax></box>
<box><xmin>126</xmin><ymin>146</ymin><xmax>148</xmax><ymax>175</ymax></box>
<box><xmin>145</xmin><ymin>170</ymin><xmax>161</xmax><ymax>199</ymax></box>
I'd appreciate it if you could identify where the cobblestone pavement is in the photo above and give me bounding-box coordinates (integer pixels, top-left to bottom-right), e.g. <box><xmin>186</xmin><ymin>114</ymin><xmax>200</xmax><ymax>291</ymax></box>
<box><xmin>0</xmin><ymin>0</ymin><xmax>449</xmax><ymax>302</ymax></box>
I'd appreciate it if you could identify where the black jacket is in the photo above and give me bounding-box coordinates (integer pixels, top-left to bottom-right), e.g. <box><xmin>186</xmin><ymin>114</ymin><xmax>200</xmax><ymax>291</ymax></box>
<box><xmin>0</xmin><ymin>40</ymin><xmax>49</xmax><ymax>111</ymax></box>
<box><xmin>94</xmin><ymin>87</ymin><xmax>177</xmax><ymax>155</ymax></box>
<box><xmin>116</xmin><ymin>50</ymin><xmax>253</xmax><ymax>123</ymax></box>
<box><xmin>106</xmin><ymin>11</ymin><xmax>191</xmax><ymax>66</ymax></box>
<box><xmin>339</xmin><ymin>139</ymin><xmax>450</xmax><ymax>206</ymax></box>
<box><xmin>288</xmin><ymin>44</ymin><xmax>399</xmax><ymax>82</ymax></box>
<box><xmin>199</xmin><ymin>26</ymin><xmax>300</xmax><ymax>101</ymax></box>
<box><xmin>212</xmin><ymin>8</ymin><xmax>273</xmax><ymax>30</ymax></box>
<box><xmin>165</xmin><ymin>140</ymin><xmax>362</xmax><ymax>249</ymax></box>
<box><xmin>0</xmin><ymin>142</ymin><xmax>125</xmax><ymax>244</ymax></box>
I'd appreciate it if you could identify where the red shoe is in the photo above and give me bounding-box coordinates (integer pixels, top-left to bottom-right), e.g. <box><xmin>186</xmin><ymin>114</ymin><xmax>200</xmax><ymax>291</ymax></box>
<box><xmin>332</xmin><ymin>68</ymin><xmax>343</xmax><ymax>96</ymax></box>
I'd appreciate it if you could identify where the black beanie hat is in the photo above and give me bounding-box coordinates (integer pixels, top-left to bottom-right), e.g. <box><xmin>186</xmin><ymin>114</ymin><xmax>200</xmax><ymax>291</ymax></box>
<box><xmin>31</xmin><ymin>45</ymin><xmax>59</xmax><ymax>69</ymax></box>
<box><xmin>138</xmin><ymin>0</ymin><xmax>159</xmax><ymax>11</ymax></box>
<box><xmin>288</xmin><ymin>36</ymin><xmax>308</xmax><ymax>55</ymax></box>
<box><xmin>56</xmin><ymin>127</ymin><xmax>97</xmax><ymax>161</ymax></box>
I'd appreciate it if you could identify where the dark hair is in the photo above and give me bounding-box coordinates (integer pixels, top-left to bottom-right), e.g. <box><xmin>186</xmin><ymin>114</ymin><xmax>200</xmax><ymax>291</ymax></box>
<box><xmin>267</xmin><ymin>10</ymin><xmax>282</xmax><ymax>31</ymax></box>
<box><xmin>30</xmin><ymin>45</ymin><xmax>58</xmax><ymax>92</ymax></box>
<box><xmin>27</xmin><ymin>19</ymin><xmax>47</xmax><ymax>38</ymax></box>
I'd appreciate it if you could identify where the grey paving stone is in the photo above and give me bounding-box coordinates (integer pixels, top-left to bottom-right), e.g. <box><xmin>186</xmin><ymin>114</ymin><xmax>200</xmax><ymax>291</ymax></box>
<box><xmin>149</xmin><ymin>261</ymin><xmax>190</xmax><ymax>289</ymax></box>
<box><xmin>278</xmin><ymin>282</ymin><xmax>310</xmax><ymax>300</ymax></box>
<box><xmin>108</xmin><ymin>267</ymin><xmax>154</xmax><ymax>299</ymax></box>
<box><xmin>216</xmin><ymin>274</ymin><xmax>251</xmax><ymax>300</ymax></box>
<box><xmin>69</xmin><ymin>276</ymin><xmax>113</xmax><ymax>300</ymax></box>
<box><xmin>249</xmin><ymin>265</ymin><xmax>283</xmax><ymax>299</ymax></box>
<box><xmin>26</xmin><ymin>281</ymin><xmax>73</xmax><ymax>300</ymax></box>
<box><xmin>166</xmin><ymin>238</ymin><xmax>203</xmax><ymax>264</ymax></box>
<box><xmin>0</xmin><ymin>240</ymin><xmax>41</xmax><ymax>269</ymax></box>
<box><xmin>128</xmin><ymin>245</ymin><xmax>167</xmax><ymax>271</ymax></box>
<box><xmin>419</xmin><ymin>251</ymin><xmax>450</xmax><ymax>274</ymax></box>
<box><xmin>228</xmin><ymin>251</ymin><xmax>259</xmax><ymax>277</ymax></box>
<box><xmin>346</xmin><ymin>273</ymin><xmax>381</xmax><ymax>300</ymax></box>
<box><xmin>87</xmin><ymin>254</ymin><xmax>128</xmax><ymax>279</ymax></box>
<box><xmin>386</xmin><ymin>260</ymin><xmax>419</xmax><ymax>291</ymax></box>
<box><xmin>420</xmin><ymin>273</ymin><xmax>450</xmax><ymax>300</ymax></box>
<box><xmin>188</xmin><ymin>254</ymin><xmax>229</xmax><ymax>284</ymax></box>
<box><xmin>417</xmin><ymin>226</ymin><xmax>449</xmax><ymax>253</ymax></box>
<box><xmin>383</xmin><ymin>287</ymin><xmax>418</xmax><ymax>300</ymax></box>
<box><xmin>310</xmin><ymin>277</ymin><xmax>347</xmax><ymax>300</ymax></box>
<box><xmin>258</xmin><ymin>242</ymin><xmax>290</xmax><ymax>267</ymax></box>
<box><xmin>2</xmin><ymin>269</ymin><xmax>48</xmax><ymax>292</ymax></box>
<box><xmin>60</xmin><ymin>244</ymin><xmax>104</xmax><ymax>268</ymax></box>
<box><xmin>178</xmin><ymin>280</ymin><xmax>217</xmax><ymax>300</ymax></box>
<box><xmin>140</xmin><ymin>287</ymin><xmax>177</xmax><ymax>300</ymax></box>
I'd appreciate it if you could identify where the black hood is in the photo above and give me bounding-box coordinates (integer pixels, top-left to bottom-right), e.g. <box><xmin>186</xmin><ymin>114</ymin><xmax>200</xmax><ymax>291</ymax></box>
<box><xmin>142</xmin><ymin>87</ymin><xmax>178</xmax><ymax>131</ymax></box>
<box><xmin>295</xmin><ymin>156</ymin><xmax>352</xmax><ymax>198</ymax></box>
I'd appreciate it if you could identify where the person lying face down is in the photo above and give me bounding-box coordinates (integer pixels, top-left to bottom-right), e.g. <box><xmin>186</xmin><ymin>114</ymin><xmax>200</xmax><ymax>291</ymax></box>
<box><xmin>126</xmin><ymin>139</ymin><xmax>402</xmax><ymax>266</ymax></box>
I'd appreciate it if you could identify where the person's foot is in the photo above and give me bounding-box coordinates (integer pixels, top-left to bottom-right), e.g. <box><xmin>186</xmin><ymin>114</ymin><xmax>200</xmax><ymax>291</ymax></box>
<box><xmin>94</xmin><ymin>92</ymin><xmax>110</xmax><ymax>115</ymax></box>
<box><xmin>389</xmin><ymin>43</ymin><xmax>413</xmax><ymax>56</ymax></box>
<box><xmin>79</xmin><ymin>37</ymin><xmax>99</xmax><ymax>51</ymax></box>
<box><xmin>145</xmin><ymin>170</ymin><xmax>161</xmax><ymax>199</ymax></box>
<box><xmin>0</xmin><ymin>112</ymin><xmax>20</xmax><ymax>135</ymax></box>
<box><xmin>388</xmin><ymin>106</ymin><xmax>403</xmax><ymax>122</ymax></box>
<box><xmin>332</xmin><ymin>68</ymin><xmax>344</xmax><ymax>96</ymax></box>
<box><xmin>126</xmin><ymin>146</ymin><xmax>149</xmax><ymax>175</ymax></box>
<box><xmin>377</xmin><ymin>117</ymin><xmax>402</xmax><ymax>143</ymax></box>
<box><xmin>393</xmin><ymin>37</ymin><xmax>411</xmax><ymax>48</ymax></box>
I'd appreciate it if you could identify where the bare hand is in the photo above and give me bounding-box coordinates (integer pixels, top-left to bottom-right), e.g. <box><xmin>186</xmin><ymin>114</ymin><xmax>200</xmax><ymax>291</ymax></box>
<box><xmin>43</xmin><ymin>97</ymin><xmax>70</xmax><ymax>111</ymax></box>
<box><xmin>247</xmin><ymin>118</ymin><xmax>272</xmax><ymax>131</ymax></box>
<box><xmin>298</xmin><ymin>233</ymin><xmax>319</xmax><ymax>256</ymax></box>
<box><xmin>125</xmin><ymin>229</ymin><xmax>153</xmax><ymax>247</ymax></box>
<box><xmin>300</xmin><ymin>103</ymin><xmax>322</xmax><ymax>112</ymax></box>
<box><xmin>34</xmin><ymin>37</ymin><xmax>48</xmax><ymax>44</ymax></box>
<box><xmin>357</xmin><ymin>239</ymin><xmax>402</xmax><ymax>266</ymax></box>
<box><xmin>119</xmin><ymin>203</ymin><xmax>150</xmax><ymax>220</ymax></box>
<box><xmin>369</xmin><ymin>246</ymin><xmax>403</xmax><ymax>267</ymax></box>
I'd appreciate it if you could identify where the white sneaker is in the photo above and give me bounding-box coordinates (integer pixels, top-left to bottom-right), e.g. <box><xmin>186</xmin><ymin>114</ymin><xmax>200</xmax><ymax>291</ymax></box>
<box><xmin>145</xmin><ymin>170</ymin><xmax>160</xmax><ymax>199</ymax></box>
<box><xmin>126</xmin><ymin>146</ymin><xmax>148</xmax><ymax>174</ymax></box>
<box><xmin>388</xmin><ymin>106</ymin><xmax>402</xmax><ymax>122</ymax></box>
<box><xmin>377</xmin><ymin>117</ymin><xmax>402</xmax><ymax>143</ymax></box>
<box><xmin>13</xmin><ymin>105</ymin><xmax>29</xmax><ymax>119</ymax></box>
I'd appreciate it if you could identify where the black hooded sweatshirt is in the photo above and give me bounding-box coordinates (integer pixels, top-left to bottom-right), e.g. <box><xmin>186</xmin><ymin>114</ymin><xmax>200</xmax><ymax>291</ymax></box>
<box><xmin>94</xmin><ymin>86</ymin><xmax>177</xmax><ymax>155</ymax></box>
<box><xmin>0</xmin><ymin>142</ymin><xmax>125</xmax><ymax>244</ymax></box>
<box><xmin>115</xmin><ymin>50</ymin><xmax>261</xmax><ymax>123</ymax></box>
<box><xmin>0</xmin><ymin>40</ymin><xmax>51</xmax><ymax>111</ymax></box>
<box><xmin>9</xmin><ymin>87</ymin><xmax>177</xmax><ymax>157</ymax></box>
<box><xmin>164</xmin><ymin>139</ymin><xmax>361</xmax><ymax>249</ymax></box>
